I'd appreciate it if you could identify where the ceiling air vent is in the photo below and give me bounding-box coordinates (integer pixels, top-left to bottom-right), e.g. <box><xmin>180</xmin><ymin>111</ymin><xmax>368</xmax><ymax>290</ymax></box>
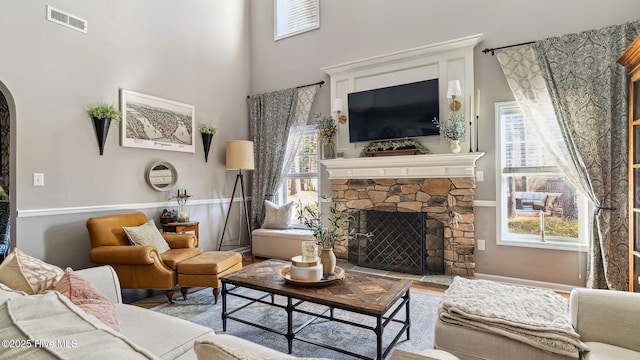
<box><xmin>46</xmin><ymin>5</ymin><xmax>87</xmax><ymax>33</ymax></box>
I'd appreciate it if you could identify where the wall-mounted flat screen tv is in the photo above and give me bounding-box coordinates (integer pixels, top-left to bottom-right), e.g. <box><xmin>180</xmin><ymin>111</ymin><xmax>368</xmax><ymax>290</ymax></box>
<box><xmin>347</xmin><ymin>79</ymin><xmax>440</xmax><ymax>143</ymax></box>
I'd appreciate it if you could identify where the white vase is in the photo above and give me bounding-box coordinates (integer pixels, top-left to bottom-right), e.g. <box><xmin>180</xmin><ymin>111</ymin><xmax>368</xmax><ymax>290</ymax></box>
<box><xmin>449</xmin><ymin>139</ymin><xmax>461</xmax><ymax>153</ymax></box>
<box><xmin>319</xmin><ymin>247</ymin><xmax>336</xmax><ymax>276</ymax></box>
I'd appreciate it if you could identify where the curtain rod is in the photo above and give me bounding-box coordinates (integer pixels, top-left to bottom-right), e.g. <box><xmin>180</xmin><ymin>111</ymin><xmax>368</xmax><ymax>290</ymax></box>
<box><xmin>482</xmin><ymin>41</ymin><xmax>536</xmax><ymax>56</ymax></box>
<box><xmin>246</xmin><ymin>80</ymin><xmax>325</xmax><ymax>99</ymax></box>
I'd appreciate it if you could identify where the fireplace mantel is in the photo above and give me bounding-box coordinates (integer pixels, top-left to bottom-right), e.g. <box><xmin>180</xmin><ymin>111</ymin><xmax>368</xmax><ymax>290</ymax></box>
<box><xmin>321</xmin><ymin>152</ymin><xmax>484</xmax><ymax>179</ymax></box>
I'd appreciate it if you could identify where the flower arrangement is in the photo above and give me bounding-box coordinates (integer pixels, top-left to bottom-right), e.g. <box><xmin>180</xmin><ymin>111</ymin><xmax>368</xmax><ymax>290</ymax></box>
<box><xmin>359</xmin><ymin>139</ymin><xmax>430</xmax><ymax>157</ymax></box>
<box><xmin>314</xmin><ymin>114</ymin><xmax>337</xmax><ymax>142</ymax></box>
<box><xmin>199</xmin><ymin>123</ymin><xmax>218</xmax><ymax>135</ymax></box>
<box><xmin>87</xmin><ymin>103</ymin><xmax>121</xmax><ymax>121</ymax></box>
<box><xmin>297</xmin><ymin>198</ymin><xmax>372</xmax><ymax>250</ymax></box>
<box><xmin>432</xmin><ymin>112</ymin><xmax>466</xmax><ymax>141</ymax></box>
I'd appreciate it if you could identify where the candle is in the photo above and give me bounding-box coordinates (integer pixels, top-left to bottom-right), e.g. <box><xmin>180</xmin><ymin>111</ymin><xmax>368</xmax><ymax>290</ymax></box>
<box><xmin>475</xmin><ymin>88</ymin><xmax>480</xmax><ymax>152</ymax></box>
<box><xmin>469</xmin><ymin>95</ymin><xmax>473</xmax><ymax>152</ymax></box>
<box><xmin>301</xmin><ymin>241</ymin><xmax>318</xmax><ymax>261</ymax></box>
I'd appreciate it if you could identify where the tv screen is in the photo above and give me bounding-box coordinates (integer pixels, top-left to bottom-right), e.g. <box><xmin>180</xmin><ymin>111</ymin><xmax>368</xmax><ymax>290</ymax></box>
<box><xmin>347</xmin><ymin>79</ymin><xmax>440</xmax><ymax>143</ymax></box>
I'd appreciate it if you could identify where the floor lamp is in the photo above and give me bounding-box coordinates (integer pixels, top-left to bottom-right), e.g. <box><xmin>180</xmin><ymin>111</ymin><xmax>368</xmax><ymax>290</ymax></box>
<box><xmin>218</xmin><ymin>140</ymin><xmax>254</xmax><ymax>254</ymax></box>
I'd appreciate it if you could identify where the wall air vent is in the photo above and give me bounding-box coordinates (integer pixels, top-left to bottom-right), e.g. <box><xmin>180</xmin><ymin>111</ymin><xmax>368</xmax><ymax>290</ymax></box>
<box><xmin>46</xmin><ymin>5</ymin><xmax>87</xmax><ymax>33</ymax></box>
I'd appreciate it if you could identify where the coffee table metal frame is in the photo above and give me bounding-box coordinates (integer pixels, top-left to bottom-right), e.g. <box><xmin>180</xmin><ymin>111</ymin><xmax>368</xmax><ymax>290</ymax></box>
<box><xmin>221</xmin><ymin>263</ymin><xmax>411</xmax><ymax>360</ymax></box>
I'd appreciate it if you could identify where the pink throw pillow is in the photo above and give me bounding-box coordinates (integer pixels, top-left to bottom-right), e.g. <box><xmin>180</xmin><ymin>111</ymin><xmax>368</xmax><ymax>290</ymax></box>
<box><xmin>55</xmin><ymin>267</ymin><xmax>121</xmax><ymax>331</ymax></box>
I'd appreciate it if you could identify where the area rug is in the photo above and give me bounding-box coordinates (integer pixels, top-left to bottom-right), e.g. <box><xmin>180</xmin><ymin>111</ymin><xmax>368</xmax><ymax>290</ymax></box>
<box><xmin>147</xmin><ymin>287</ymin><xmax>442</xmax><ymax>359</ymax></box>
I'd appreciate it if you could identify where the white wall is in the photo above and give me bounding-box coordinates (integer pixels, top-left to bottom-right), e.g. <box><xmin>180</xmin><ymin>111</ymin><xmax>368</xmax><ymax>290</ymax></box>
<box><xmin>0</xmin><ymin>0</ymin><xmax>251</xmax><ymax>268</ymax></box>
<box><xmin>249</xmin><ymin>0</ymin><xmax>640</xmax><ymax>286</ymax></box>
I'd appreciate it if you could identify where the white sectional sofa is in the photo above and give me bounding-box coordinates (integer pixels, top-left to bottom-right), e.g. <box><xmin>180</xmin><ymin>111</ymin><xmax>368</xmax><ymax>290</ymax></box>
<box><xmin>434</xmin><ymin>287</ymin><xmax>640</xmax><ymax>360</ymax></box>
<box><xmin>0</xmin><ymin>265</ymin><xmax>299</xmax><ymax>360</ymax></box>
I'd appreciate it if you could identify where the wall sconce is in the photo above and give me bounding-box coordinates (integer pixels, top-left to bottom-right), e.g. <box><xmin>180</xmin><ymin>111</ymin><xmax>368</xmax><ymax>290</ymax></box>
<box><xmin>333</xmin><ymin>98</ymin><xmax>347</xmax><ymax>124</ymax></box>
<box><xmin>447</xmin><ymin>80</ymin><xmax>462</xmax><ymax>112</ymax></box>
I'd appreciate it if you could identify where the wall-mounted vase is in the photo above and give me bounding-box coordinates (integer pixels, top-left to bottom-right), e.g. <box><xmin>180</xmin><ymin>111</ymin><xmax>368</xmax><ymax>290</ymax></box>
<box><xmin>92</xmin><ymin>117</ymin><xmax>111</xmax><ymax>156</ymax></box>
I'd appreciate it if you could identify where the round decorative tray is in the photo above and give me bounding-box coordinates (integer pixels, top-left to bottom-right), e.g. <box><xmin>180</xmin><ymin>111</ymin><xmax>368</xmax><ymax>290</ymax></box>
<box><xmin>281</xmin><ymin>265</ymin><xmax>345</xmax><ymax>287</ymax></box>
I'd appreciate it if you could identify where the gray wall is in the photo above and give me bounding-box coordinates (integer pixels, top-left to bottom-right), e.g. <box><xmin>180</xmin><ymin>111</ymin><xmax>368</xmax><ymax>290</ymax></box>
<box><xmin>249</xmin><ymin>0</ymin><xmax>640</xmax><ymax>286</ymax></box>
<box><xmin>0</xmin><ymin>0</ymin><xmax>251</xmax><ymax>268</ymax></box>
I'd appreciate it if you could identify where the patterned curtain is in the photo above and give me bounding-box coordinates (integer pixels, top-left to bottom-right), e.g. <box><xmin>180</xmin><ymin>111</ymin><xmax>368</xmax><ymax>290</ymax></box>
<box><xmin>279</xmin><ymin>86</ymin><xmax>318</xmax><ymax>184</ymax></box>
<box><xmin>535</xmin><ymin>20</ymin><xmax>640</xmax><ymax>289</ymax></box>
<box><xmin>498</xmin><ymin>21</ymin><xmax>640</xmax><ymax>289</ymax></box>
<box><xmin>248</xmin><ymin>86</ymin><xmax>318</xmax><ymax>229</ymax></box>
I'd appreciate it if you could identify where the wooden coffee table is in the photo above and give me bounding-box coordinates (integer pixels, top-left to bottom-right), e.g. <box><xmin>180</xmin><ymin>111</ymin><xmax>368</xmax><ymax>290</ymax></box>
<box><xmin>220</xmin><ymin>259</ymin><xmax>412</xmax><ymax>360</ymax></box>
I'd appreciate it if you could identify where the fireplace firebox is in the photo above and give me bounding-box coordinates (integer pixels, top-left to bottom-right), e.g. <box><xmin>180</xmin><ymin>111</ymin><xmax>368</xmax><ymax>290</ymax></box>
<box><xmin>349</xmin><ymin>210</ymin><xmax>444</xmax><ymax>275</ymax></box>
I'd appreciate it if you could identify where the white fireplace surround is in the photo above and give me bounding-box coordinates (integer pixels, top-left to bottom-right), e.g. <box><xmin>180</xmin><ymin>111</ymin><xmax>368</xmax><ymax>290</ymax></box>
<box><xmin>322</xmin><ymin>33</ymin><xmax>483</xmax><ymax>156</ymax></box>
<box><xmin>321</xmin><ymin>152</ymin><xmax>485</xmax><ymax>179</ymax></box>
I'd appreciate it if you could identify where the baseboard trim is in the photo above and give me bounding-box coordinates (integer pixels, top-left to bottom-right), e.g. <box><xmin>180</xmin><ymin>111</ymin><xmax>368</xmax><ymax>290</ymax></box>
<box><xmin>17</xmin><ymin>197</ymin><xmax>251</xmax><ymax>218</ymax></box>
<box><xmin>474</xmin><ymin>273</ymin><xmax>580</xmax><ymax>293</ymax></box>
<box><xmin>474</xmin><ymin>200</ymin><xmax>496</xmax><ymax>207</ymax></box>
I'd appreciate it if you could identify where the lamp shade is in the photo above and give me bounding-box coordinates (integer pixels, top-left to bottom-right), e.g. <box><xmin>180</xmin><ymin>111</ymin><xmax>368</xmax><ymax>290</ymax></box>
<box><xmin>333</xmin><ymin>98</ymin><xmax>343</xmax><ymax>112</ymax></box>
<box><xmin>447</xmin><ymin>80</ymin><xmax>462</xmax><ymax>98</ymax></box>
<box><xmin>226</xmin><ymin>140</ymin><xmax>254</xmax><ymax>170</ymax></box>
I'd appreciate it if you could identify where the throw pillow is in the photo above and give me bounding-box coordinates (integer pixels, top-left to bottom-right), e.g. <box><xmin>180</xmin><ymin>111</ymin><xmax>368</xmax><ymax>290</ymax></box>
<box><xmin>0</xmin><ymin>248</ymin><xmax>64</xmax><ymax>294</ymax></box>
<box><xmin>194</xmin><ymin>340</ymin><xmax>329</xmax><ymax>360</ymax></box>
<box><xmin>261</xmin><ymin>200</ymin><xmax>293</xmax><ymax>229</ymax></box>
<box><xmin>123</xmin><ymin>220</ymin><xmax>171</xmax><ymax>253</ymax></box>
<box><xmin>55</xmin><ymin>267</ymin><xmax>121</xmax><ymax>331</ymax></box>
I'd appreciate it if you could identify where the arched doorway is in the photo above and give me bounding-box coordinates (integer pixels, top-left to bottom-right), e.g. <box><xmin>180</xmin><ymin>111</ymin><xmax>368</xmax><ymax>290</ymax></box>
<box><xmin>0</xmin><ymin>81</ymin><xmax>15</xmax><ymax>261</ymax></box>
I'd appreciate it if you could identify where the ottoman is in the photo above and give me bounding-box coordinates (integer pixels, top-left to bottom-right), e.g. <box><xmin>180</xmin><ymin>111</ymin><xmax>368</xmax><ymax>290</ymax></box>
<box><xmin>177</xmin><ymin>251</ymin><xmax>242</xmax><ymax>304</ymax></box>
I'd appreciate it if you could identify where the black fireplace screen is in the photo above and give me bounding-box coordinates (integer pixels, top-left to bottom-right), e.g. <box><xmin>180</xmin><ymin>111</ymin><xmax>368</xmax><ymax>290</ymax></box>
<box><xmin>349</xmin><ymin>210</ymin><xmax>427</xmax><ymax>275</ymax></box>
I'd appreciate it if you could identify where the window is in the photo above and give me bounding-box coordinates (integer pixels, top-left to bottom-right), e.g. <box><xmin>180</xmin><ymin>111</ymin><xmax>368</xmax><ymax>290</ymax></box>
<box><xmin>277</xmin><ymin>126</ymin><xmax>319</xmax><ymax>226</ymax></box>
<box><xmin>496</xmin><ymin>102</ymin><xmax>589</xmax><ymax>250</ymax></box>
<box><xmin>274</xmin><ymin>0</ymin><xmax>319</xmax><ymax>41</ymax></box>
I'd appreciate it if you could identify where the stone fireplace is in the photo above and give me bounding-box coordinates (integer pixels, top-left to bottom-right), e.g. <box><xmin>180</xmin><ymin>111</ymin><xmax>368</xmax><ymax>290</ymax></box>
<box><xmin>322</xmin><ymin>153</ymin><xmax>483</xmax><ymax>276</ymax></box>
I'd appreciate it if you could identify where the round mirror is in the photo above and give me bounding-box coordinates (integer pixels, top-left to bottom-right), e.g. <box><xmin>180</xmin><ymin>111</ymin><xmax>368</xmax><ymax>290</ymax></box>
<box><xmin>145</xmin><ymin>161</ymin><xmax>177</xmax><ymax>191</ymax></box>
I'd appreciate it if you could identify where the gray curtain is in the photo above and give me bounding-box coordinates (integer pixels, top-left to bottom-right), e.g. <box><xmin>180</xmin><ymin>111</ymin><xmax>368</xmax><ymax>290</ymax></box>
<box><xmin>535</xmin><ymin>20</ymin><xmax>640</xmax><ymax>289</ymax></box>
<box><xmin>247</xmin><ymin>86</ymin><xmax>318</xmax><ymax>230</ymax></box>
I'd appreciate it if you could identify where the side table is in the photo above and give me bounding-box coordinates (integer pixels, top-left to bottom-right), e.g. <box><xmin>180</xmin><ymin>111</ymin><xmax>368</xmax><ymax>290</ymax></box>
<box><xmin>162</xmin><ymin>221</ymin><xmax>199</xmax><ymax>240</ymax></box>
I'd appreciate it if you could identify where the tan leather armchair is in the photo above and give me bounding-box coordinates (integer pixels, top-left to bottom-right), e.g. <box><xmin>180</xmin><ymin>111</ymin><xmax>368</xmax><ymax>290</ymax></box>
<box><xmin>86</xmin><ymin>212</ymin><xmax>202</xmax><ymax>302</ymax></box>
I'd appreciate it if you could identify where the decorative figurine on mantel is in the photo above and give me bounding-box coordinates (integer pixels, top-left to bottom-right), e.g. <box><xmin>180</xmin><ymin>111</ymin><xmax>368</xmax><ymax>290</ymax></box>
<box><xmin>171</xmin><ymin>189</ymin><xmax>191</xmax><ymax>222</ymax></box>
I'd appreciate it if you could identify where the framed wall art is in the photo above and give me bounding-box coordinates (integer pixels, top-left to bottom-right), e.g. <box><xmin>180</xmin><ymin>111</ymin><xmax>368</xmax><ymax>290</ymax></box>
<box><xmin>119</xmin><ymin>89</ymin><xmax>195</xmax><ymax>153</ymax></box>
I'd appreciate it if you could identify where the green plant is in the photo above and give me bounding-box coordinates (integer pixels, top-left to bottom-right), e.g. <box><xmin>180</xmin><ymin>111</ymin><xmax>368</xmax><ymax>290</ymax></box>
<box><xmin>314</xmin><ymin>113</ymin><xmax>337</xmax><ymax>142</ymax></box>
<box><xmin>87</xmin><ymin>103</ymin><xmax>121</xmax><ymax>121</ymax></box>
<box><xmin>199</xmin><ymin>123</ymin><xmax>218</xmax><ymax>135</ymax></box>
<box><xmin>432</xmin><ymin>112</ymin><xmax>466</xmax><ymax>141</ymax></box>
<box><xmin>360</xmin><ymin>139</ymin><xmax>430</xmax><ymax>156</ymax></box>
<box><xmin>297</xmin><ymin>198</ymin><xmax>372</xmax><ymax>249</ymax></box>
<box><xmin>162</xmin><ymin>209</ymin><xmax>178</xmax><ymax>218</ymax></box>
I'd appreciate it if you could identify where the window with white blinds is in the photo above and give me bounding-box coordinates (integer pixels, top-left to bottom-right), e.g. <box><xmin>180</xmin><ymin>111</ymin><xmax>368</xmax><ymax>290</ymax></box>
<box><xmin>496</xmin><ymin>102</ymin><xmax>588</xmax><ymax>249</ymax></box>
<box><xmin>274</xmin><ymin>0</ymin><xmax>319</xmax><ymax>40</ymax></box>
<box><xmin>503</xmin><ymin>111</ymin><xmax>560</xmax><ymax>174</ymax></box>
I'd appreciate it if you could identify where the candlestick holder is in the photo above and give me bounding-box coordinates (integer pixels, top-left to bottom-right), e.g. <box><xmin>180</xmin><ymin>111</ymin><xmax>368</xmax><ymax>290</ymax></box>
<box><xmin>171</xmin><ymin>189</ymin><xmax>191</xmax><ymax>222</ymax></box>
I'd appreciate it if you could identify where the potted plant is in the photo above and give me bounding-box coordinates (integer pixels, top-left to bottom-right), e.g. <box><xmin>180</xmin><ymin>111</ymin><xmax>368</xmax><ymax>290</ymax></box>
<box><xmin>87</xmin><ymin>103</ymin><xmax>121</xmax><ymax>155</ymax></box>
<box><xmin>432</xmin><ymin>112</ymin><xmax>466</xmax><ymax>153</ymax></box>
<box><xmin>160</xmin><ymin>209</ymin><xmax>178</xmax><ymax>224</ymax></box>
<box><xmin>298</xmin><ymin>198</ymin><xmax>372</xmax><ymax>276</ymax></box>
<box><xmin>199</xmin><ymin>123</ymin><xmax>217</xmax><ymax>162</ymax></box>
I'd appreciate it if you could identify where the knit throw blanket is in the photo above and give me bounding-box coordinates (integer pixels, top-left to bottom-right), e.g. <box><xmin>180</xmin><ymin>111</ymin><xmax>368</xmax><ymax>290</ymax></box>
<box><xmin>439</xmin><ymin>277</ymin><xmax>589</xmax><ymax>358</ymax></box>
